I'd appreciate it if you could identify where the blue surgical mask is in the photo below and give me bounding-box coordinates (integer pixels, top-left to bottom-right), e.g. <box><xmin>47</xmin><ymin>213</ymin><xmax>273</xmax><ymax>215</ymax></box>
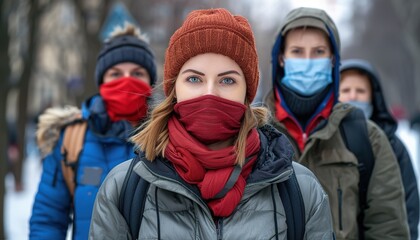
<box><xmin>346</xmin><ymin>101</ymin><xmax>373</xmax><ymax>119</ymax></box>
<box><xmin>281</xmin><ymin>58</ymin><xmax>333</xmax><ymax>96</ymax></box>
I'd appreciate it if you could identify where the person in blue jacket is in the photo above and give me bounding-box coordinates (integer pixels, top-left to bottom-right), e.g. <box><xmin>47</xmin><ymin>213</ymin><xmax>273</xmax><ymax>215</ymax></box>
<box><xmin>339</xmin><ymin>58</ymin><xmax>420</xmax><ymax>240</ymax></box>
<box><xmin>29</xmin><ymin>23</ymin><xmax>157</xmax><ymax>240</ymax></box>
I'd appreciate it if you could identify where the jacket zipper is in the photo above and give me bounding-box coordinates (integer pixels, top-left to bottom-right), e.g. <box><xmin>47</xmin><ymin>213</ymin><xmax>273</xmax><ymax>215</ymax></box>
<box><xmin>143</xmin><ymin>160</ymin><xmax>217</xmax><ymax>221</ymax></box>
<box><xmin>216</xmin><ymin>218</ymin><xmax>224</xmax><ymax>240</ymax></box>
<box><xmin>337</xmin><ymin>178</ymin><xmax>343</xmax><ymax>231</ymax></box>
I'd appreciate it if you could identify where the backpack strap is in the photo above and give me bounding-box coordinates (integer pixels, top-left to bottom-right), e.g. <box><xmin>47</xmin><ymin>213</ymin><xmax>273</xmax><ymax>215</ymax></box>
<box><xmin>60</xmin><ymin>120</ymin><xmax>88</xmax><ymax>197</ymax></box>
<box><xmin>339</xmin><ymin>108</ymin><xmax>375</xmax><ymax>239</ymax></box>
<box><xmin>278</xmin><ymin>170</ymin><xmax>305</xmax><ymax>240</ymax></box>
<box><xmin>119</xmin><ymin>157</ymin><xmax>150</xmax><ymax>239</ymax></box>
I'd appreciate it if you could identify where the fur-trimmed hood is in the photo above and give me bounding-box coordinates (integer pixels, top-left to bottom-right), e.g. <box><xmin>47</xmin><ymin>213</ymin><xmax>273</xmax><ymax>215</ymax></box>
<box><xmin>36</xmin><ymin>106</ymin><xmax>82</xmax><ymax>157</ymax></box>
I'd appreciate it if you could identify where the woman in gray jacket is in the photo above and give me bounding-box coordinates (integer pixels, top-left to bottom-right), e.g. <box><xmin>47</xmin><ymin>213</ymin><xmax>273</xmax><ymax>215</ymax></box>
<box><xmin>89</xmin><ymin>8</ymin><xmax>334</xmax><ymax>240</ymax></box>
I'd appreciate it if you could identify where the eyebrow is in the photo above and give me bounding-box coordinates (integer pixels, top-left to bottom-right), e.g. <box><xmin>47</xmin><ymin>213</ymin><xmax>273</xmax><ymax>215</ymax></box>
<box><xmin>107</xmin><ymin>66</ymin><xmax>120</xmax><ymax>71</ymax></box>
<box><xmin>181</xmin><ymin>69</ymin><xmax>241</xmax><ymax>77</ymax></box>
<box><xmin>287</xmin><ymin>45</ymin><xmax>328</xmax><ymax>49</ymax></box>
<box><xmin>181</xmin><ymin>69</ymin><xmax>205</xmax><ymax>76</ymax></box>
<box><xmin>109</xmin><ymin>66</ymin><xmax>144</xmax><ymax>72</ymax></box>
<box><xmin>217</xmin><ymin>70</ymin><xmax>241</xmax><ymax>76</ymax></box>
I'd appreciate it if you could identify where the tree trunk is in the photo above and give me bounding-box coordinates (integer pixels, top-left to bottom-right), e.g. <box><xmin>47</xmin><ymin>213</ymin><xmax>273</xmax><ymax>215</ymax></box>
<box><xmin>15</xmin><ymin>0</ymin><xmax>43</xmax><ymax>192</ymax></box>
<box><xmin>391</xmin><ymin>0</ymin><xmax>420</xmax><ymax>114</ymax></box>
<box><xmin>0</xmin><ymin>0</ymin><xmax>11</xmax><ymax>237</ymax></box>
<box><xmin>82</xmin><ymin>34</ymin><xmax>101</xmax><ymax>101</ymax></box>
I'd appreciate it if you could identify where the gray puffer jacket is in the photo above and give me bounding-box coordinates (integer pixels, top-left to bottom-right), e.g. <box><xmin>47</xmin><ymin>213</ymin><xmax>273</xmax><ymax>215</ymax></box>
<box><xmin>89</xmin><ymin>125</ymin><xmax>334</xmax><ymax>239</ymax></box>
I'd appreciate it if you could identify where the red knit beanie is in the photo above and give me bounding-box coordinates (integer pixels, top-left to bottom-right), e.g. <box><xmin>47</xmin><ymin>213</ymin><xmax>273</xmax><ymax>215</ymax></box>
<box><xmin>164</xmin><ymin>8</ymin><xmax>259</xmax><ymax>102</ymax></box>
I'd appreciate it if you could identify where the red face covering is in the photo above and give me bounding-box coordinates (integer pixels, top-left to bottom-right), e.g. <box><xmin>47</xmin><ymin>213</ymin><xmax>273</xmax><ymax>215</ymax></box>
<box><xmin>99</xmin><ymin>77</ymin><xmax>151</xmax><ymax>123</ymax></box>
<box><xmin>174</xmin><ymin>95</ymin><xmax>247</xmax><ymax>144</ymax></box>
<box><xmin>167</xmin><ymin>95</ymin><xmax>259</xmax><ymax>217</ymax></box>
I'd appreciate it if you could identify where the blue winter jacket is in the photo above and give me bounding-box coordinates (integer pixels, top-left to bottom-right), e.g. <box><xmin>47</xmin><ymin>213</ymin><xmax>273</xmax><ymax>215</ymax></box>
<box><xmin>30</xmin><ymin>95</ymin><xmax>137</xmax><ymax>240</ymax></box>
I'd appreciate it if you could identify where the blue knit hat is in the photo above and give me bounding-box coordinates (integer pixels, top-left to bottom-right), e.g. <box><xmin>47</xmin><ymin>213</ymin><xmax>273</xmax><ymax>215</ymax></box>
<box><xmin>95</xmin><ymin>35</ymin><xmax>157</xmax><ymax>86</ymax></box>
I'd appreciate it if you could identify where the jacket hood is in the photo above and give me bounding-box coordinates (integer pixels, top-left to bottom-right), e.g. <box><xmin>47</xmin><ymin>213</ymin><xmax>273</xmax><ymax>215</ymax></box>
<box><xmin>340</xmin><ymin>59</ymin><xmax>397</xmax><ymax>136</ymax></box>
<box><xmin>37</xmin><ymin>95</ymin><xmax>134</xmax><ymax>157</ymax></box>
<box><xmin>271</xmin><ymin>7</ymin><xmax>341</xmax><ymax>114</ymax></box>
<box><xmin>36</xmin><ymin>106</ymin><xmax>82</xmax><ymax>157</ymax></box>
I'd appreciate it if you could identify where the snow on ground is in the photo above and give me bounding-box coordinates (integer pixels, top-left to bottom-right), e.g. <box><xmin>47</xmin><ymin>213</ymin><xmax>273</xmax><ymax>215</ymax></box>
<box><xmin>4</xmin><ymin>120</ymin><xmax>420</xmax><ymax>240</ymax></box>
<box><xmin>4</xmin><ymin>152</ymin><xmax>42</xmax><ymax>240</ymax></box>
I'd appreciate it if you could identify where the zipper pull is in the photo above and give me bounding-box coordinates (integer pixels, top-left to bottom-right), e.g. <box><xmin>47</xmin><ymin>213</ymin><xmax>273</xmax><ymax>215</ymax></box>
<box><xmin>302</xmin><ymin>133</ymin><xmax>307</xmax><ymax>143</ymax></box>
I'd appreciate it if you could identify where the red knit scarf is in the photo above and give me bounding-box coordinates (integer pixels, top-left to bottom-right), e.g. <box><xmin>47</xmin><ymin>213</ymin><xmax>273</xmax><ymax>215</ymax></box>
<box><xmin>164</xmin><ymin>116</ymin><xmax>260</xmax><ymax>217</ymax></box>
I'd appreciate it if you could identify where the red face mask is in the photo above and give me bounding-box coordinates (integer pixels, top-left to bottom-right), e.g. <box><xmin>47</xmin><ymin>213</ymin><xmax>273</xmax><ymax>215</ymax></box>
<box><xmin>99</xmin><ymin>77</ymin><xmax>152</xmax><ymax>123</ymax></box>
<box><xmin>174</xmin><ymin>95</ymin><xmax>247</xmax><ymax>144</ymax></box>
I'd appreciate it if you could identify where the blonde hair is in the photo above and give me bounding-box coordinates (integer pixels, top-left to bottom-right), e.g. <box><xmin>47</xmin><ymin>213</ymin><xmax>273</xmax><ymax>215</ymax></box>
<box><xmin>106</xmin><ymin>22</ymin><xmax>149</xmax><ymax>43</ymax></box>
<box><xmin>130</xmin><ymin>81</ymin><xmax>270</xmax><ymax>166</ymax></box>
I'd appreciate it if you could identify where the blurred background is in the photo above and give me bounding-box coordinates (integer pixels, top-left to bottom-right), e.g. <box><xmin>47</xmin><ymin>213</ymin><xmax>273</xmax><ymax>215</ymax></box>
<box><xmin>1</xmin><ymin>0</ymin><xmax>420</xmax><ymax>239</ymax></box>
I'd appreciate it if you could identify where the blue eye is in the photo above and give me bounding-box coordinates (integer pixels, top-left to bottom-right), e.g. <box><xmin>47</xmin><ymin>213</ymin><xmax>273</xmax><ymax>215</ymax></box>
<box><xmin>187</xmin><ymin>76</ymin><xmax>201</xmax><ymax>83</ymax></box>
<box><xmin>221</xmin><ymin>77</ymin><xmax>235</xmax><ymax>85</ymax></box>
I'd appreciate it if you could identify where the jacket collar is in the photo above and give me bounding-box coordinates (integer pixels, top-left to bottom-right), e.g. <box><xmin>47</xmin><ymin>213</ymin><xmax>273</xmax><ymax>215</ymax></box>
<box><xmin>82</xmin><ymin>94</ymin><xmax>133</xmax><ymax>139</ymax></box>
<box><xmin>266</xmin><ymin>92</ymin><xmax>356</xmax><ymax>148</ymax></box>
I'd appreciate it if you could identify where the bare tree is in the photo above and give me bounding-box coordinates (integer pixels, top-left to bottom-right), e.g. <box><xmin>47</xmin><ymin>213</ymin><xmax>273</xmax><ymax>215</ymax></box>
<box><xmin>13</xmin><ymin>0</ymin><xmax>52</xmax><ymax>197</ymax></box>
<box><xmin>0</xmin><ymin>0</ymin><xmax>12</xmax><ymax>237</ymax></box>
<box><xmin>72</xmin><ymin>0</ymin><xmax>112</xmax><ymax>105</ymax></box>
<box><xmin>343</xmin><ymin>0</ymin><xmax>420</xmax><ymax>117</ymax></box>
<box><xmin>390</xmin><ymin>0</ymin><xmax>420</xmax><ymax>109</ymax></box>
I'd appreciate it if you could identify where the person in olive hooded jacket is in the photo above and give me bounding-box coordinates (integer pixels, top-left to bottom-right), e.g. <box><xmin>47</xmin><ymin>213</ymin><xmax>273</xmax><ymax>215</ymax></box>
<box><xmin>340</xmin><ymin>58</ymin><xmax>420</xmax><ymax>240</ymax></box>
<box><xmin>265</xmin><ymin>7</ymin><xmax>409</xmax><ymax>239</ymax></box>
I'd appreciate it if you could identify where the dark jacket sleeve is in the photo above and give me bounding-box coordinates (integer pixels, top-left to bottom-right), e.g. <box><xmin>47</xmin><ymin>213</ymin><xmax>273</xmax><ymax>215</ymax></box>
<box><xmin>391</xmin><ymin>135</ymin><xmax>419</xmax><ymax>240</ymax></box>
<box><xmin>29</xmin><ymin>136</ymin><xmax>72</xmax><ymax>240</ymax></box>
<box><xmin>364</xmin><ymin>122</ymin><xmax>410</xmax><ymax>239</ymax></box>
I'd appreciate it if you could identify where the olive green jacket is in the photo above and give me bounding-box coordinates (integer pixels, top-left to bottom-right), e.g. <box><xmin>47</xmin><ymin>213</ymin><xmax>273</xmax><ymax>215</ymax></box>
<box><xmin>266</xmin><ymin>92</ymin><xmax>409</xmax><ymax>240</ymax></box>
